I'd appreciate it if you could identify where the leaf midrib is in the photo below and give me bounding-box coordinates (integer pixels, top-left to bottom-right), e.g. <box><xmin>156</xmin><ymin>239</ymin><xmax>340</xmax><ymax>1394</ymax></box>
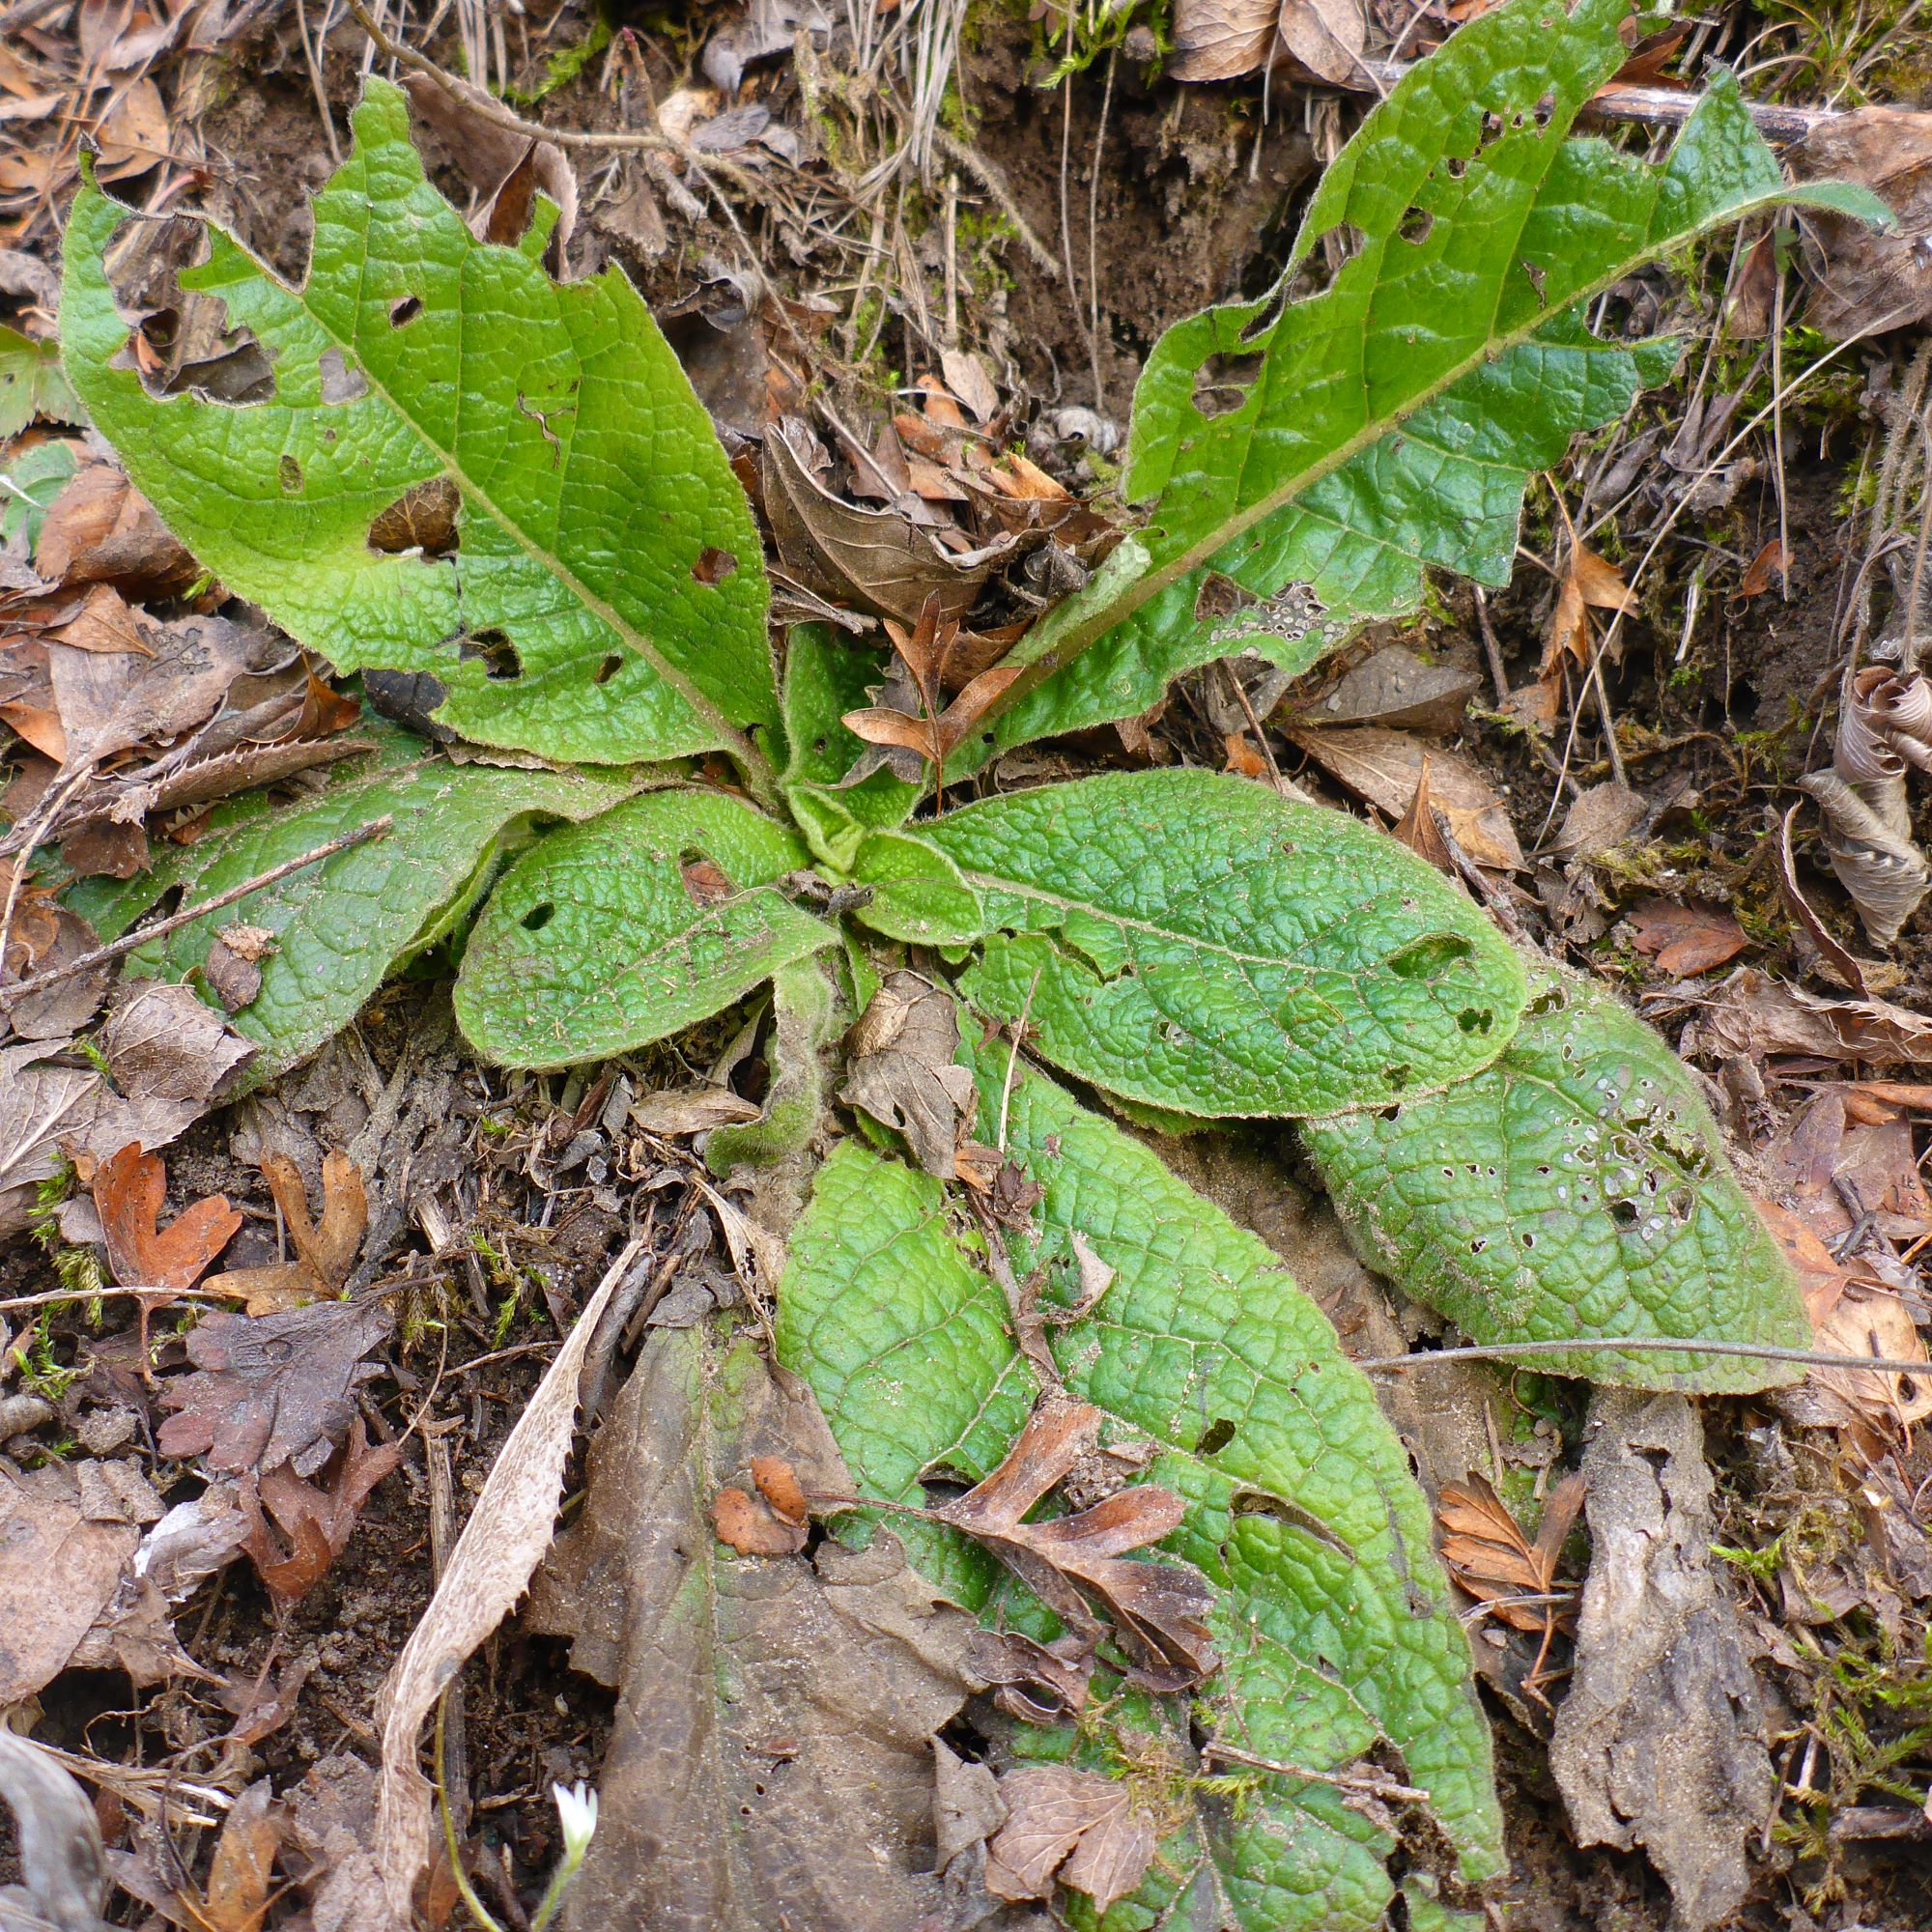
<box><xmin>222</xmin><ymin>200</ymin><xmax>769</xmax><ymax>785</ymax></box>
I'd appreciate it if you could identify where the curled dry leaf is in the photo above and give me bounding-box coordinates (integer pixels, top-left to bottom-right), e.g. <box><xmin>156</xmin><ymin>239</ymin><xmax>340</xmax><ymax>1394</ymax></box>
<box><xmin>982</xmin><ymin>1763</ymin><xmax>1156</xmax><ymax>1916</ymax></box>
<box><xmin>1298</xmin><ymin>644</ymin><xmax>1480</xmax><ymax>734</ymax></box>
<box><xmin>102</xmin><ymin>980</ymin><xmax>256</xmax><ymax>1104</ymax></box>
<box><xmin>1799</xmin><ymin>664</ymin><xmax>1932</xmax><ymax>946</ymax></box>
<box><xmin>712</xmin><ymin>1481</ymin><xmax>808</xmax><ymax>1556</ymax></box>
<box><xmin>1542</xmin><ymin>544</ymin><xmax>1635</xmax><ymax>675</ymax></box>
<box><xmin>839</xmin><ymin>970</ymin><xmax>980</xmax><ymax>1179</ymax></box>
<box><xmin>401</xmin><ymin>72</ymin><xmax>579</xmax><ymax>264</ymax></box>
<box><xmin>1169</xmin><ymin>0</ymin><xmax>1367</xmax><ymax>88</ymax></box>
<box><xmin>1437</xmin><ymin>1469</ymin><xmax>1586</xmax><ymax>1637</ymax></box>
<box><xmin>933</xmin><ymin>1396</ymin><xmax>1218</xmax><ymax>1692</ymax></box>
<box><xmin>375</xmin><ymin>1239</ymin><xmax>643</xmax><ymax>1924</ymax></box>
<box><xmin>1777</xmin><ymin>802</ymin><xmax>1879</xmax><ymax>996</ymax></box>
<box><xmin>1393</xmin><ymin>755</ymin><xmax>1455</xmax><ymax>871</ymax></box>
<box><xmin>183</xmin><ymin>1776</ymin><xmax>280</xmax><ymax>1932</ymax></box>
<box><xmin>241</xmin><ymin>1417</ymin><xmax>404</xmax><ymax>1605</ymax></box>
<box><xmin>1684</xmin><ymin>966</ymin><xmax>1932</xmax><ymax>1068</ymax></box>
<box><xmin>204</xmin><ymin>1151</ymin><xmax>368</xmax><ymax>1314</ymax></box>
<box><xmin>0</xmin><ymin>1726</ymin><xmax>109</xmax><ymax>1932</ymax></box>
<box><xmin>34</xmin><ymin>460</ymin><xmax>199</xmax><ymax>599</ymax></box>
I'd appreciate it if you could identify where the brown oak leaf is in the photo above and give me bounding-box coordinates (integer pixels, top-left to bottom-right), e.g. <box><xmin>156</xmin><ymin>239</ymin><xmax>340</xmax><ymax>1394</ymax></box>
<box><xmin>982</xmin><ymin>1763</ymin><xmax>1155</xmax><ymax>1915</ymax></box>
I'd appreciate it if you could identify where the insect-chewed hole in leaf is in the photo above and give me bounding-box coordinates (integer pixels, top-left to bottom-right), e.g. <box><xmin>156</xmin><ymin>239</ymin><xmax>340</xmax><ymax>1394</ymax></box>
<box><xmin>593</xmin><ymin>653</ymin><xmax>625</xmax><ymax>684</ymax></box>
<box><xmin>389</xmin><ymin>295</ymin><xmax>424</xmax><ymax>327</ymax></box>
<box><xmin>368</xmin><ymin>477</ymin><xmax>461</xmax><ymax>558</ymax></box>
<box><xmin>1400</xmin><ymin>208</ymin><xmax>1435</xmax><ymax>245</ymax></box>
<box><xmin>1532</xmin><ymin>88</ymin><xmax>1557</xmax><ymax>128</ymax></box>
<box><xmin>1192</xmin><ymin>351</ymin><xmax>1264</xmax><ymax>419</ymax></box>
<box><xmin>117</xmin><ymin>299</ymin><xmax>278</xmax><ymax>406</ymax></box>
<box><xmin>520</xmin><ymin>901</ymin><xmax>555</xmax><ymax>932</ymax></box>
<box><xmin>1457</xmin><ymin>1006</ymin><xmax>1492</xmax><ymax>1034</ymax></box>
<box><xmin>1386</xmin><ymin>932</ymin><xmax>1474</xmax><ymax>980</ymax></box>
<box><xmin>460</xmin><ymin>629</ymin><xmax>522</xmax><ymax>681</ymax></box>
<box><xmin>1197</xmin><ymin>1418</ymin><xmax>1236</xmax><ymax>1455</ymax></box>
<box><xmin>1195</xmin><ymin>573</ymin><xmax>1257</xmax><ymax>623</ymax></box>
<box><xmin>692</xmin><ymin>546</ymin><xmax>739</xmax><ymax>585</ymax></box>
<box><xmin>1609</xmin><ymin>1200</ymin><xmax>1640</xmax><ymax>1231</ymax></box>
<box><xmin>1383</xmin><ymin>1063</ymin><xmax>1411</xmax><ymax>1090</ymax></box>
<box><xmin>318</xmin><ymin>347</ymin><xmax>368</xmax><ymax>404</ymax></box>
<box><xmin>1442</xmin><ymin>155</ymin><xmax>1469</xmax><ymax>181</ymax></box>
<box><xmin>681</xmin><ymin>853</ymin><xmax>736</xmax><ymax>907</ymax></box>
<box><xmin>277</xmin><ymin>454</ymin><xmax>302</xmax><ymax>495</ymax></box>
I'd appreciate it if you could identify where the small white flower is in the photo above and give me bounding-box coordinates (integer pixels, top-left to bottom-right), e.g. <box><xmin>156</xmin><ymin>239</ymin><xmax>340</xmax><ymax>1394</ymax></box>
<box><xmin>552</xmin><ymin>1780</ymin><xmax>599</xmax><ymax>1861</ymax></box>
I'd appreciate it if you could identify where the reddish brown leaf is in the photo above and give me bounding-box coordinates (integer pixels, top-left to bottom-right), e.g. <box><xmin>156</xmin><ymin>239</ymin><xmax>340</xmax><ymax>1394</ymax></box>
<box><xmin>1393</xmin><ymin>754</ymin><xmax>1454</xmax><ymax>872</ymax></box>
<box><xmin>203</xmin><ymin>1151</ymin><xmax>367</xmax><ymax>1314</ymax></box>
<box><xmin>935</xmin><ymin>1397</ymin><xmax>1217</xmax><ymax>1690</ymax></box>
<box><xmin>94</xmin><ymin>1142</ymin><xmax>242</xmax><ymax>1292</ymax></box>
<box><xmin>750</xmin><ymin>1455</ymin><xmax>808</xmax><ymax>1526</ymax></box>
<box><xmin>240</xmin><ymin>1417</ymin><xmax>403</xmax><ymax>1604</ymax></box>
<box><xmin>185</xmin><ymin>1776</ymin><xmax>281</xmax><ymax>1932</ymax></box>
<box><xmin>1435</xmin><ymin>1470</ymin><xmax>1576</xmax><ymax>1634</ymax></box>
<box><xmin>1627</xmin><ymin>897</ymin><xmax>1748</xmax><ymax>978</ymax></box>
<box><xmin>1739</xmin><ymin>537</ymin><xmax>1789</xmax><ymax>598</ymax></box>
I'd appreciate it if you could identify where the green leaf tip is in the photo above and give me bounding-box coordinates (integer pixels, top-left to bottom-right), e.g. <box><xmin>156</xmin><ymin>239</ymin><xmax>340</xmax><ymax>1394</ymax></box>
<box><xmin>983</xmin><ymin>0</ymin><xmax>1894</xmax><ymax>758</ymax></box>
<box><xmin>60</xmin><ymin>75</ymin><xmax>777</xmax><ymax>775</ymax></box>
<box><xmin>1304</xmin><ymin>964</ymin><xmax>1811</xmax><ymax>1391</ymax></box>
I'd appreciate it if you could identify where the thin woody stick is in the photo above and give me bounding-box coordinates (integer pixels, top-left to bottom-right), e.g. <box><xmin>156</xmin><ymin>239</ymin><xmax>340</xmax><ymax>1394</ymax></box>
<box><xmin>0</xmin><ymin>815</ymin><xmax>392</xmax><ymax>1009</ymax></box>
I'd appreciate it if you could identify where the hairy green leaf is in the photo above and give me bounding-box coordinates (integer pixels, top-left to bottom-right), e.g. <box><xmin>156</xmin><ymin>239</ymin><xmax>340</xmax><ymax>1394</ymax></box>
<box><xmin>0</xmin><ymin>325</ymin><xmax>81</xmax><ymax>437</ymax></box>
<box><xmin>66</xmin><ymin>729</ymin><xmax>628</xmax><ymax>1078</ymax></box>
<box><xmin>60</xmin><ymin>81</ymin><xmax>776</xmax><ymax>770</ymax></box>
<box><xmin>705</xmin><ymin>956</ymin><xmax>838</xmax><ymax>1173</ymax></box>
<box><xmin>925</xmin><ymin>768</ymin><xmax>1525</xmax><ymax>1116</ymax></box>
<box><xmin>1303</xmin><ymin>965</ymin><xmax>1809</xmax><ymax>1389</ymax></box>
<box><xmin>847</xmin><ymin>829</ymin><xmax>985</xmax><ymax>946</ymax></box>
<box><xmin>778</xmin><ymin>1048</ymin><xmax>1503</xmax><ymax>1931</ymax></box>
<box><xmin>984</xmin><ymin>0</ymin><xmax>1888</xmax><ymax>754</ymax></box>
<box><xmin>0</xmin><ymin>440</ymin><xmax>78</xmax><ymax>550</ymax></box>
<box><xmin>454</xmin><ymin>787</ymin><xmax>832</xmax><ymax>1068</ymax></box>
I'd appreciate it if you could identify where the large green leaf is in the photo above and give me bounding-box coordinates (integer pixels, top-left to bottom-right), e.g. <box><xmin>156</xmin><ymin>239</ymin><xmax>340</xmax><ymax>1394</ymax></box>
<box><xmin>924</xmin><ymin>768</ymin><xmax>1526</xmax><ymax>1116</ymax></box>
<box><xmin>1302</xmin><ymin>965</ymin><xmax>1810</xmax><ymax>1389</ymax></box>
<box><xmin>982</xmin><ymin>0</ymin><xmax>1888</xmax><ymax>755</ymax></box>
<box><xmin>778</xmin><ymin>1048</ymin><xmax>1503</xmax><ymax>1932</ymax></box>
<box><xmin>454</xmin><ymin>787</ymin><xmax>833</xmax><ymax>1067</ymax></box>
<box><xmin>60</xmin><ymin>81</ymin><xmax>777</xmax><ymax>772</ymax></box>
<box><xmin>66</xmin><ymin>729</ymin><xmax>628</xmax><ymax>1078</ymax></box>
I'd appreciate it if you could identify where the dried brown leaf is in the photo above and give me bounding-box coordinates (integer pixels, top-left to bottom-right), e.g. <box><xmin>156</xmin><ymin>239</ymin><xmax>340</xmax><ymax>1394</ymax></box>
<box><xmin>102</xmin><ymin>980</ymin><xmax>256</xmax><ymax>1104</ymax></box>
<box><xmin>1300</xmin><ymin>644</ymin><xmax>1479</xmax><ymax>733</ymax></box>
<box><xmin>1393</xmin><ymin>754</ymin><xmax>1455</xmax><ymax>871</ymax></box>
<box><xmin>241</xmin><ymin>1418</ymin><xmax>404</xmax><ymax>1605</ymax></box>
<box><xmin>203</xmin><ymin>1151</ymin><xmax>368</xmax><ymax>1314</ymax></box>
<box><xmin>1289</xmin><ymin>724</ymin><xmax>1524</xmax><ymax>869</ymax></box>
<box><xmin>712</xmin><ymin>1483</ymin><xmax>808</xmax><ymax>1555</ymax></box>
<box><xmin>94</xmin><ymin>1142</ymin><xmax>242</xmax><ymax>1293</ymax></box>
<box><xmin>1796</xmin><ymin>105</ymin><xmax>1932</xmax><ymax>338</ymax></box>
<box><xmin>983</xmin><ymin>1764</ymin><xmax>1155</xmax><ymax>1915</ymax></box>
<box><xmin>1627</xmin><ymin>898</ymin><xmax>1748</xmax><ymax>978</ymax></box>
<box><xmin>188</xmin><ymin>1777</ymin><xmax>280</xmax><ymax>1932</ymax></box>
<box><xmin>840</xmin><ymin>971</ymin><xmax>980</xmax><ymax>1178</ymax></box>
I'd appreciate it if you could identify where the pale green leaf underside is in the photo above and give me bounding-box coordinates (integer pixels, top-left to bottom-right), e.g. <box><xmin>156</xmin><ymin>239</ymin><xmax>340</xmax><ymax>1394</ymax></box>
<box><xmin>1303</xmin><ymin>965</ymin><xmax>1810</xmax><ymax>1389</ymax></box>
<box><xmin>990</xmin><ymin>0</ymin><xmax>1889</xmax><ymax>756</ymax></box>
<box><xmin>925</xmin><ymin>769</ymin><xmax>1526</xmax><ymax>1116</ymax></box>
<box><xmin>66</xmin><ymin>727</ymin><xmax>628</xmax><ymax>1078</ymax></box>
<box><xmin>777</xmin><ymin>1049</ymin><xmax>1502</xmax><ymax>1932</ymax></box>
<box><xmin>60</xmin><ymin>80</ymin><xmax>776</xmax><ymax>768</ymax></box>
<box><xmin>454</xmin><ymin>788</ymin><xmax>832</xmax><ymax>1068</ymax></box>
<box><xmin>0</xmin><ymin>324</ymin><xmax>82</xmax><ymax>438</ymax></box>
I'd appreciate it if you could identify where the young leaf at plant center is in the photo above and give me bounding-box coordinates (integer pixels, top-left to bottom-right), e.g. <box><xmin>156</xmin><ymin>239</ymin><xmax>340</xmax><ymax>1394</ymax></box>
<box><xmin>66</xmin><ymin>727</ymin><xmax>629</xmax><ymax>1080</ymax></box>
<box><xmin>847</xmin><ymin>828</ymin><xmax>986</xmax><ymax>946</ymax></box>
<box><xmin>778</xmin><ymin>1049</ymin><xmax>1503</xmax><ymax>1932</ymax></box>
<box><xmin>1302</xmin><ymin>965</ymin><xmax>1812</xmax><ymax>1390</ymax></box>
<box><xmin>454</xmin><ymin>787</ymin><xmax>833</xmax><ymax>1068</ymax></box>
<box><xmin>61</xmin><ymin>80</ymin><xmax>777</xmax><ymax>771</ymax></box>
<box><xmin>924</xmin><ymin>767</ymin><xmax>1525</xmax><ymax>1116</ymax></box>
<box><xmin>979</xmin><ymin>0</ymin><xmax>1889</xmax><ymax>759</ymax></box>
<box><xmin>705</xmin><ymin>957</ymin><xmax>837</xmax><ymax>1173</ymax></box>
<box><xmin>780</xmin><ymin>624</ymin><xmax>923</xmax><ymax>871</ymax></box>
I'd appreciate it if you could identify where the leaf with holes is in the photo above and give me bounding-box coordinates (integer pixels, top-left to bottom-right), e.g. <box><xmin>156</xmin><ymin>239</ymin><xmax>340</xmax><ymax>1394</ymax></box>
<box><xmin>1302</xmin><ymin>965</ymin><xmax>1810</xmax><ymax>1389</ymax></box>
<box><xmin>453</xmin><ymin>787</ymin><xmax>834</xmax><ymax>1068</ymax></box>
<box><xmin>60</xmin><ymin>80</ymin><xmax>775</xmax><ymax>769</ymax></box>
<box><xmin>923</xmin><ymin>768</ymin><xmax>1524</xmax><ymax>1116</ymax></box>
<box><xmin>777</xmin><ymin>1042</ymin><xmax>1502</xmax><ymax>1932</ymax></box>
<box><xmin>67</xmin><ymin>727</ymin><xmax>629</xmax><ymax>1079</ymax></box>
<box><xmin>977</xmin><ymin>0</ymin><xmax>1888</xmax><ymax>757</ymax></box>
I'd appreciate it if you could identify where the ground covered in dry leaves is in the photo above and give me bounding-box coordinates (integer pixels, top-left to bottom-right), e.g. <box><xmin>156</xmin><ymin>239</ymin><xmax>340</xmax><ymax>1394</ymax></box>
<box><xmin>8</xmin><ymin>0</ymin><xmax>1932</xmax><ymax>1927</ymax></box>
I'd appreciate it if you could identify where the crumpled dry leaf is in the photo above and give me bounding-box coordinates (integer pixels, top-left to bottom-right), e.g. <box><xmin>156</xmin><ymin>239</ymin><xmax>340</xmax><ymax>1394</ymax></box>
<box><xmin>1796</xmin><ymin>105</ymin><xmax>1932</xmax><ymax>338</ymax></box>
<box><xmin>1777</xmin><ymin>801</ymin><xmax>1882</xmax><ymax>995</ymax></box>
<box><xmin>1799</xmin><ymin>664</ymin><xmax>1932</xmax><ymax>947</ymax></box>
<box><xmin>1289</xmin><ymin>723</ymin><xmax>1524</xmax><ymax>869</ymax></box>
<box><xmin>0</xmin><ymin>1726</ymin><xmax>109</xmax><ymax>1932</ymax></box>
<box><xmin>1297</xmin><ymin>644</ymin><xmax>1479</xmax><ymax>734</ymax></box>
<box><xmin>156</xmin><ymin>1296</ymin><xmax>394</xmax><ymax>1477</ymax></box>
<box><xmin>181</xmin><ymin>1776</ymin><xmax>279</xmax><ymax>1932</ymax></box>
<box><xmin>1392</xmin><ymin>754</ymin><xmax>1455</xmax><ymax>871</ymax></box>
<box><xmin>1627</xmin><ymin>897</ymin><xmax>1748</xmax><ymax>978</ymax></box>
<box><xmin>93</xmin><ymin>1142</ymin><xmax>242</xmax><ymax>1293</ymax></box>
<box><xmin>102</xmin><ymin>981</ymin><xmax>256</xmax><ymax>1104</ymax></box>
<box><xmin>1</xmin><ymin>893</ymin><xmax>110</xmax><ymax>1042</ymax></box>
<box><xmin>375</xmin><ymin>1240</ymin><xmax>643</xmax><ymax>1925</ymax></box>
<box><xmin>1542</xmin><ymin>544</ymin><xmax>1635</xmax><ymax>675</ymax></box>
<box><xmin>982</xmin><ymin>1763</ymin><xmax>1156</xmax><ymax>1915</ymax></box>
<box><xmin>839</xmin><ymin>970</ymin><xmax>980</xmax><ymax>1178</ymax></box>
<box><xmin>1549</xmin><ymin>1391</ymin><xmax>1778</xmax><ymax>1932</ymax></box>
<box><xmin>34</xmin><ymin>460</ymin><xmax>199</xmax><ymax>599</ymax></box>
<box><xmin>0</xmin><ymin>1454</ymin><xmax>203</xmax><ymax>1705</ymax></box>
<box><xmin>1550</xmin><ymin>780</ymin><xmax>1646</xmax><ymax>861</ymax></box>
<box><xmin>935</xmin><ymin>1396</ymin><xmax>1218</xmax><ymax>1692</ymax></box>
<box><xmin>763</xmin><ymin>418</ymin><xmax>1015</xmax><ymax>627</ymax></box>
<box><xmin>204</xmin><ymin>1151</ymin><xmax>367</xmax><ymax>1314</ymax></box>
<box><xmin>1683</xmin><ymin>965</ymin><xmax>1932</xmax><ymax>1067</ymax></box>
<box><xmin>241</xmin><ymin>1417</ymin><xmax>404</xmax><ymax>1605</ymax></box>
<box><xmin>1169</xmin><ymin>0</ymin><xmax>1367</xmax><ymax>88</ymax></box>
